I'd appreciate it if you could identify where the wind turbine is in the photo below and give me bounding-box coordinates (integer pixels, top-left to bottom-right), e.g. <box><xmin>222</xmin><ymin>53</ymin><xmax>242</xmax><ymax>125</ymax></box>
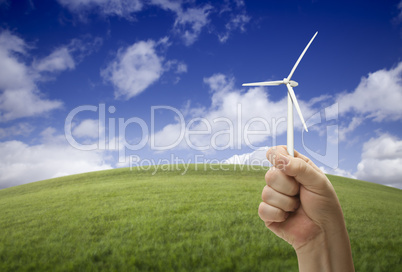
<box><xmin>242</xmin><ymin>31</ymin><xmax>318</xmax><ymax>157</ymax></box>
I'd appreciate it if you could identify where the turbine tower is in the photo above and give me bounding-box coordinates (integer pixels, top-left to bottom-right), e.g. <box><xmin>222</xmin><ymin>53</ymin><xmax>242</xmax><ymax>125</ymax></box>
<box><xmin>242</xmin><ymin>32</ymin><xmax>318</xmax><ymax>157</ymax></box>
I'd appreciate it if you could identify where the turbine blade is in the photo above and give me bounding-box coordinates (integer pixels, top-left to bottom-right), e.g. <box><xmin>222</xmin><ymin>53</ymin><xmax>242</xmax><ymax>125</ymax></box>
<box><xmin>286</xmin><ymin>84</ymin><xmax>308</xmax><ymax>132</ymax></box>
<box><xmin>242</xmin><ymin>80</ymin><xmax>284</xmax><ymax>86</ymax></box>
<box><xmin>287</xmin><ymin>31</ymin><xmax>318</xmax><ymax>81</ymax></box>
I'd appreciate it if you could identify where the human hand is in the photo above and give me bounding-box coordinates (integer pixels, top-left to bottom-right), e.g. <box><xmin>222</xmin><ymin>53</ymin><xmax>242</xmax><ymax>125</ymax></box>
<box><xmin>258</xmin><ymin>146</ymin><xmax>354</xmax><ymax>271</ymax></box>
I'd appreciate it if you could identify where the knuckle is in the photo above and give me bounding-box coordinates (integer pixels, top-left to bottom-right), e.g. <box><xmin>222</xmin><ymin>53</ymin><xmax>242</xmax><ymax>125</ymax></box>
<box><xmin>266</xmin><ymin>146</ymin><xmax>283</xmax><ymax>164</ymax></box>
<box><xmin>274</xmin><ymin>208</ymin><xmax>285</xmax><ymax>221</ymax></box>
<box><xmin>266</xmin><ymin>147</ymin><xmax>275</xmax><ymax>158</ymax></box>
<box><xmin>266</xmin><ymin>169</ymin><xmax>278</xmax><ymax>187</ymax></box>
<box><xmin>287</xmin><ymin>197</ymin><xmax>298</xmax><ymax>212</ymax></box>
<box><xmin>285</xmin><ymin>203</ymin><xmax>293</xmax><ymax>212</ymax></box>
<box><xmin>282</xmin><ymin>197</ymin><xmax>291</xmax><ymax>212</ymax></box>
<box><xmin>294</xmin><ymin>159</ymin><xmax>308</xmax><ymax>177</ymax></box>
<box><xmin>258</xmin><ymin>202</ymin><xmax>267</xmax><ymax>218</ymax></box>
<box><xmin>258</xmin><ymin>202</ymin><xmax>263</xmax><ymax>215</ymax></box>
<box><xmin>264</xmin><ymin>170</ymin><xmax>271</xmax><ymax>183</ymax></box>
<box><xmin>289</xmin><ymin>181</ymin><xmax>300</xmax><ymax>196</ymax></box>
<box><xmin>266</xmin><ymin>149</ymin><xmax>274</xmax><ymax>163</ymax></box>
<box><xmin>264</xmin><ymin>221</ymin><xmax>272</xmax><ymax>228</ymax></box>
<box><xmin>261</xmin><ymin>186</ymin><xmax>270</xmax><ymax>202</ymax></box>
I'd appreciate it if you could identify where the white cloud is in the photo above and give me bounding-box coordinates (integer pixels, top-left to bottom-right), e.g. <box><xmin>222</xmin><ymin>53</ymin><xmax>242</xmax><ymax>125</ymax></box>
<box><xmin>338</xmin><ymin>116</ymin><xmax>363</xmax><ymax>142</ymax></box>
<box><xmin>164</xmin><ymin>0</ymin><xmax>251</xmax><ymax>45</ymax></box>
<box><xmin>0</xmin><ymin>88</ymin><xmax>62</xmax><ymax>121</ymax></box>
<box><xmin>58</xmin><ymin>0</ymin><xmax>212</xmax><ymax>45</ymax></box>
<box><xmin>218</xmin><ymin>13</ymin><xmax>250</xmax><ymax>43</ymax></box>
<box><xmin>0</xmin><ymin>128</ymin><xmax>113</xmax><ymax>189</ymax></box>
<box><xmin>58</xmin><ymin>0</ymin><xmax>249</xmax><ymax>46</ymax></box>
<box><xmin>0</xmin><ymin>31</ymin><xmax>101</xmax><ymax>121</ymax></box>
<box><xmin>234</xmin><ymin>0</ymin><xmax>245</xmax><ymax>7</ymax></box>
<box><xmin>215</xmin><ymin>0</ymin><xmax>250</xmax><ymax>43</ymax></box>
<box><xmin>224</xmin><ymin>147</ymin><xmax>269</xmax><ymax>166</ymax></box>
<box><xmin>0</xmin><ymin>31</ymin><xmax>30</xmax><ymax>91</ymax></box>
<box><xmin>354</xmin><ymin>134</ymin><xmax>402</xmax><ymax>189</ymax></box>
<box><xmin>151</xmin><ymin>1</ymin><xmax>213</xmax><ymax>46</ymax></box>
<box><xmin>57</xmin><ymin>0</ymin><xmax>143</xmax><ymax>19</ymax></box>
<box><xmin>333</xmin><ymin>62</ymin><xmax>402</xmax><ymax>144</ymax></box>
<box><xmin>319</xmin><ymin>166</ymin><xmax>356</xmax><ymax>180</ymax></box>
<box><xmin>101</xmin><ymin>40</ymin><xmax>164</xmax><ymax>100</ymax></box>
<box><xmin>0</xmin><ymin>122</ymin><xmax>33</xmax><ymax>139</ymax></box>
<box><xmin>0</xmin><ymin>31</ymin><xmax>102</xmax><ymax>122</ymax></box>
<box><xmin>151</xmin><ymin>73</ymin><xmax>314</xmax><ymax>152</ymax></box>
<box><xmin>34</xmin><ymin>47</ymin><xmax>75</xmax><ymax>72</ymax></box>
<box><xmin>0</xmin><ymin>31</ymin><xmax>63</xmax><ymax>121</ymax></box>
<box><xmin>223</xmin><ymin>148</ymin><xmax>357</xmax><ymax>181</ymax></box>
<box><xmin>164</xmin><ymin>59</ymin><xmax>188</xmax><ymax>82</ymax></box>
<box><xmin>73</xmin><ymin>118</ymin><xmax>102</xmax><ymax>138</ymax></box>
<box><xmin>68</xmin><ymin>36</ymin><xmax>103</xmax><ymax>61</ymax></box>
<box><xmin>337</xmin><ymin>62</ymin><xmax>402</xmax><ymax>121</ymax></box>
<box><xmin>150</xmin><ymin>0</ymin><xmax>180</xmax><ymax>11</ymax></box>
<box><xmin>33</xmin><ymin>36</ymin><xmax>102</xmax><ymax>74</ymax></box>
<box><xmin>176</xmin><ymin>62</ymin><xmax>187</xmax><ymax>74</ymax></box>
<box><xmin>0</xmin><ymin>29</ymin><xmax>26</xmax><ymax>53</ymax></box>
<box><xmin>173</xmin><ymin>5</ymin><xmax>212</xmax><ymax>46</ymax></box>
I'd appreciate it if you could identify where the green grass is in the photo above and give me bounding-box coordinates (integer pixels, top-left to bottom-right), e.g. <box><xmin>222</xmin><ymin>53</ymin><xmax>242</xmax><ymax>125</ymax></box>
<box><xmin>0</xmin><ymin>164</ymin><xmax>401</xmax><ymax>271</ymax></box>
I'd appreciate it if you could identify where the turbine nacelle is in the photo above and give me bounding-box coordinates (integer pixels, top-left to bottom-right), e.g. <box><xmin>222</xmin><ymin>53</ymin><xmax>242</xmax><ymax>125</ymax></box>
<box><xmin>282</xmin><ymin>78</ymin><xmax>298</xmax><ymax>87</ymax></box>
<box><xmin>289</xmin><ymin>80</ymin><xmax>298</xmax><ymax>87</ymax></box>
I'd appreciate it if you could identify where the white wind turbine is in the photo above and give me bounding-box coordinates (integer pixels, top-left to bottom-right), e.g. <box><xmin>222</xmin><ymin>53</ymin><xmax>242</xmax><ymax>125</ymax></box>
<box><xmin>242</xmin><ymin>32</ymin><xmax>318</xmax><ymax>157</ymax></box>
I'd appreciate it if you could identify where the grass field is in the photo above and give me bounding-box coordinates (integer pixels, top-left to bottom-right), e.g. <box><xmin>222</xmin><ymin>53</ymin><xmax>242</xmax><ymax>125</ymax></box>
<box><xmin>0</xmin><ymin>164</ymin><xmax>401</xmax><ymax>271</ymax></box>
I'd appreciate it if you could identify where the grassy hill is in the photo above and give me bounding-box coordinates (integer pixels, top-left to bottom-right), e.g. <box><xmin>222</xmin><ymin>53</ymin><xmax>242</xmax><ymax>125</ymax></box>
<box><xmin>0</xmin><ymin>165</ymin><xmax>401</xmax><ymax>271</ymax></box>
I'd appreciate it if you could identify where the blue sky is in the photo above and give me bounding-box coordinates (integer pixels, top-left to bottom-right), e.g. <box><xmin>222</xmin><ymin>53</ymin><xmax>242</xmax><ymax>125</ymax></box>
<box><xmin>1</xmin><ymin>0</ymin><xmax>402</xmax><ymax>189</ymax></box>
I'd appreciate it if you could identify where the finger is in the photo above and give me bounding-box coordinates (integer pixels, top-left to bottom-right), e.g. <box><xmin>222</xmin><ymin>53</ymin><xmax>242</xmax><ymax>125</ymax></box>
<box><xmin>262</xmin><ymin>185</ymin><xmax>300</xmax><ymax>212</ymax></box>
<box><xmin>266</xmin><ymin>145</ymin><xmax>288</xmax><ymax>167</ymax></box>
<box><xmin>265</xmin><ymin>167</ymin><xmax>300</xmax><ymax>196</ymax></box>
<box><xmin>258</xmin><ymin>202</ymin><xmax>288</xmax><ymax>223</ymax></box>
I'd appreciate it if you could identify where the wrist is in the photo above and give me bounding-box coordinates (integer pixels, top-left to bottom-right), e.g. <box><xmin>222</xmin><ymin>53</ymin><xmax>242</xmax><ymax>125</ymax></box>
<box><xmin>295</xmin><ymin>227</ymin><xmax>354</xmax><ymax>272</ymax></box>
<box><xmin>295</xmin><ymin>232</ymin><xmax>330</xmax><ymax>272</ymax></box>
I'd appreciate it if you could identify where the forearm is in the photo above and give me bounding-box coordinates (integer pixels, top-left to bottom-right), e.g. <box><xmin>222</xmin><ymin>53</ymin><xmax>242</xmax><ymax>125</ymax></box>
<box><xmin>263</xmin><ymin>146</ymin><xmax>355</xmax><ymax>271</ymax></box>
<box><xmin>296</xmin><ymin>226</ymin><xmax>354</xmax><ymax>272</ymax></box>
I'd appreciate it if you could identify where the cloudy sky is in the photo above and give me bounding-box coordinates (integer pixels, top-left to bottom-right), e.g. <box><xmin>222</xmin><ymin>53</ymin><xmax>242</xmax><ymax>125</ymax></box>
<box><xmin>1</xmin><ymin>0</ymin><xmax>402</xmax><ymax>189</ymax></box>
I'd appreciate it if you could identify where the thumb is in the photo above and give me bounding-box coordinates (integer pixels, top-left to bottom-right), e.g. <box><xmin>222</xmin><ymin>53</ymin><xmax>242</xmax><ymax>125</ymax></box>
<box><xmin>277</xmin><ymin>153</ymin><xmax>331</xmax><ymax>194</ymax></box>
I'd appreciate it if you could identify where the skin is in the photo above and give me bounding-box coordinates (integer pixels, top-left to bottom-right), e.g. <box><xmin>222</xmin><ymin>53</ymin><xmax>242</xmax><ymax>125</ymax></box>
<box><xmin>258</xmin><ymin>146</ymin><xmax>354</xmax><ymax>272</ymax></box>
